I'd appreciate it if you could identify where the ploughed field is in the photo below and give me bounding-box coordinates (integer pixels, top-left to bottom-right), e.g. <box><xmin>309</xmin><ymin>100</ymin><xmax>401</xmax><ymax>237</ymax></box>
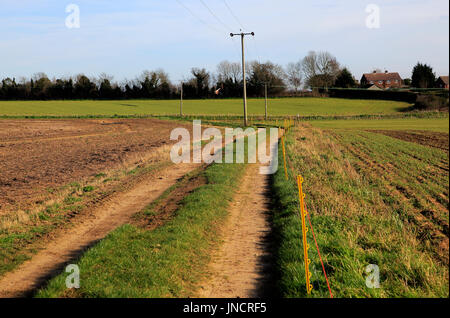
<box><xmin>368</xmin><ymin>130</ymin><xmax>449</xmax><ymax>152</ymax></box>
<box><xmin>0</xmin><ymin>119</ymin><xmax>187</xmax><ymax>213</ymax></box>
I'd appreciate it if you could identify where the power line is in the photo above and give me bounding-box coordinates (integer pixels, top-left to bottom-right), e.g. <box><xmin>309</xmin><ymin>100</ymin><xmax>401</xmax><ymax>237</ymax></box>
<box><xmin>199</xmin><ymin>0</ymin><xmax>233</xmax><ymax>32</ymax></box>
<box><xmin>222</xmin><ymin>0</ymin><xmax>245</xmax><ymax>30</ymax></box>
<box><xmin>175</xmin><ymin>0</ymin><xmax>222</xmax><ymax>34</ymax></box>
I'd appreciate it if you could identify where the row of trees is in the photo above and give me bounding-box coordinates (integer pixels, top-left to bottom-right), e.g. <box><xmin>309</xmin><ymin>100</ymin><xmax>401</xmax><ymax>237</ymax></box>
<box><xmin>0</xmin><ymin>50</ymin><xmax>357</xmax><ymax>100</ymax></box>
<box><xmin>1</xmin><ymin>52</ymin><xmax>444</xmax><ymax>100</ymax></box>
<box><xmin>0</xmin><ymin>71</ymin><xmax>173</xmax><ymax>100</ymax></box>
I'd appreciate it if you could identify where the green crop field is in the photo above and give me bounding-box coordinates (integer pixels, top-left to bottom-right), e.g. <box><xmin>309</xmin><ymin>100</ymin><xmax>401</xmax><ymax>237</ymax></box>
<box><xmin>0</xmin><ymin>98</ymin><xmax>412</xmax><ymax>117</ymax></box>
<box><xmin>272</xmin><ymin>124</ymin><xmax>449</xmax><ymax>297</ymax></box>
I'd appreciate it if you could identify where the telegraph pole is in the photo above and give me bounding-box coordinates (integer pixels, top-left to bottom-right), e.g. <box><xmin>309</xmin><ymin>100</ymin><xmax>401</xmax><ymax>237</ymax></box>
<box><xmin>180</xmin><ymin>82</ymin><xmax>183</xmax><ymax>117</ymax></box>
<box><xmin>264</xmin><ymin>83</ymin><xmax>268</xmax><ymax>120</ymax></box>
<box><xmin>230</xmin><ymin>32</ymin><xmax>254</xmax><ymax>126</ymax></box>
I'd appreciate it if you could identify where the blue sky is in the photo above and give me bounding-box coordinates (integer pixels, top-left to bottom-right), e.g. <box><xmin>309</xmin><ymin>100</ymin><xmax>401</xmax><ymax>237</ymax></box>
<box><xmin>0</xmin><ymin>0</ymin><xmax>448</xmax><ymax>83</ymax></box>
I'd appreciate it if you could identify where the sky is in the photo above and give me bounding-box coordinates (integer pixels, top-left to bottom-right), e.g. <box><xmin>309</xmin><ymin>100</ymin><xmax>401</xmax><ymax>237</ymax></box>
<box><xmin>0</xmin><ymin>0</ymin><xmax>448</xmax><ymax>83</ymax></box>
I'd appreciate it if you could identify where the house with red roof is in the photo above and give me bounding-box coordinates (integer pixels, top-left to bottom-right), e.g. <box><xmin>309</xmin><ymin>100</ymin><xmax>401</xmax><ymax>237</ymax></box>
<box><xmin>436</xmin><ymin>76</ymin><xmax>449</xmax><ymax>89</ymax></box>
<box><xmin>360</xmin><ymin>71</ymin><xmax>403</xmax><ymax>89</ymax></box>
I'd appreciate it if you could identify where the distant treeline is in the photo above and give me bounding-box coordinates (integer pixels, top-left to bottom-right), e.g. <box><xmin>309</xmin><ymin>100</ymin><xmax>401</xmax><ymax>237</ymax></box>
<box><xmin>0</xmin><ymin>51</ymin><xmax>354</xmax><ymax>100</ymax></box>
<box><xmin>0</xmin><ymin>60</ymin><xmax>288</xmax><ymax>101</ymax></box>
<box><xmin>1</xmin><ymin>52</ymin><xmax>446</xmax><ymax>101</ymax></box>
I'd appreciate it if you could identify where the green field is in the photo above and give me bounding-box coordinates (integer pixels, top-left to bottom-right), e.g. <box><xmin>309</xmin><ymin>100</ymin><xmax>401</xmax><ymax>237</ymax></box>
<box><xmin>311</xmin><ymin>118</ymin><xmax>449</xmax><ymax>132</ymax></box>
<box><xmin>273</xmin><ymin>125</ymin><xmax>449</xmax><ymax>297</ymax></box>
<box><xmin>0</xmin><ymin>98</ymin><xmax>412</xmax><ymax>117</ymax></box>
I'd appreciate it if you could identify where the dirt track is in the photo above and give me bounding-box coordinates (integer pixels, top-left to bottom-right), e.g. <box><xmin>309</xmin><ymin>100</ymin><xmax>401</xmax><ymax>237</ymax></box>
<box><xmin>197</xmin><ymin>133</ymin><xmax>279</xmax><ymax>298</ymax></box>
<box><xmin>197</xmin><ymin>164</ymin><xmax>275</xmax><ymax>298</ymax></box>
<box><xmin>0</xmin><ymin>162</ymin><xmax>199</xmax><ymax>297</ymax></box>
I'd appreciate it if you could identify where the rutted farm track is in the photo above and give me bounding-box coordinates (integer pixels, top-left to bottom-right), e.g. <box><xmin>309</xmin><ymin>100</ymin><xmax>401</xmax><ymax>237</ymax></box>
<box><xmin>0</xmin><ymin>162</ymin><xmax>199</xmax><ymax>297</ymax></box>
<box><xmin>0</xmin><ymin>118</ymin><xmax>277</xmax><ymax>298</ymax></box>
<box><xmin>0</xmin><ymin>119</ymin><xmax>198</xmax><ymax>297</ymax></box>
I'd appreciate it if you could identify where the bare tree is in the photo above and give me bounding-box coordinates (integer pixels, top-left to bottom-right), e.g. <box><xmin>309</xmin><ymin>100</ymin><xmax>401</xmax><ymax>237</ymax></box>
<box><xmin>302</xmin><ymin>51</ymin><xmax>340</xmax><ymax>88</ymax></box>
<box><xmin>217</xmin><ymin>60</ymin><xmax>242</xmax><ymax>83</ymax></box>
<box><xmin>217</xmin><ymin>61</ymin><xmax>232</xmax><ymax>82</ymax></box>
<box><xmin>302</xmin><ymin>51</ymin><xmax>318</xmax><ymax>82</ymax></box>
<box><xmin>285</xmin><ymin>61</ymin><xmax>303</xmax><ymax>92</ymax></box>
<box><xmin>98</xmin><ymin>72</ymin><xmax>113</xmax><ymax>82</ymax></box>
<box><xmin>316</xmin><ymin>52</ymin><xmax>340</xmax><ymax>78</ymax></box>
<box><xmin>230</xmin><ymin>62</ymin><xmax>241</xmax><ymax>83</ymax></box>
<box><xmin>32</xmin><ymin>72</ymin><xmax>49</xmax><ymax>82</ymax></box>
<box><xmin>138</xmin><ymin>69</ymin><xmax>171</xmax><ymax>88</ymax></box>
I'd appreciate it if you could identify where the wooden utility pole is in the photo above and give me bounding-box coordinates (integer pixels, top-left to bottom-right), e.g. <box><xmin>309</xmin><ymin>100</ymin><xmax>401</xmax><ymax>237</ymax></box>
<box><xmin>180</xmin><ymin>83</ymin><xmax>183</xmax><ymax>117</ymax></box>
<box><xmin>230</xmin><ymin>32</ymin><xmax>254</xmax><ymax>126</ymax></box>
<box><xmin>264</xmin><ymin>83</ymin><xmax>268</xmax><ymax>120</ymax></box>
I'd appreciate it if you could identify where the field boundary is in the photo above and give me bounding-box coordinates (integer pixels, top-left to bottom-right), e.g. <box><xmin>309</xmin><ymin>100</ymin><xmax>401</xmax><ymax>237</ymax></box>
<box><xmin>0</xmin><ymin>111</ymin><xmax>447</xmax><ymax>122</ymax></box>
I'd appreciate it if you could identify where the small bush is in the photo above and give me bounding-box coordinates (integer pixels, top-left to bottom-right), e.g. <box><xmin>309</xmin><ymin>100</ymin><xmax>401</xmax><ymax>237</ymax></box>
<box><xmin>414</xmin><ymin>95</ymin><xmax>449</xmax><ymax>111</ymax></box>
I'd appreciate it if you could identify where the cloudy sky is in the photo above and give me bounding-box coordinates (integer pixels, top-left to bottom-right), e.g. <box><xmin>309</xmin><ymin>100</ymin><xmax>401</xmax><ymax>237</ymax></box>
<box><xmin>0</xmin><ymin>0</ymin><xmax>448</xmax><ymax>83</ymax></box>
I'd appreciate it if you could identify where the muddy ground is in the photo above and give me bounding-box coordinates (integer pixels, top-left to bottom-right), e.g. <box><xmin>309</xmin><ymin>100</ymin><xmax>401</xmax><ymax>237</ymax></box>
<box><xmin>0</xmin><ymin>119</ymin><xmax>190</xmax><ymax>212</ymax></box>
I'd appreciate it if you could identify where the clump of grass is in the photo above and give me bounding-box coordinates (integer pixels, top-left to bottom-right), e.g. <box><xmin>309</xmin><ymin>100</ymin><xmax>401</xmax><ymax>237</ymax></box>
<box><xmin>82</xmin><ymin>186</ymin><xmax>94</xmax><ymax>193</ymax></box>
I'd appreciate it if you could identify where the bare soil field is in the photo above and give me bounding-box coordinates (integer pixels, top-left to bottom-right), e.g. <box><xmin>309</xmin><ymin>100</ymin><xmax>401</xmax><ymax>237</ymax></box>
<box><xmin>369</xmin><ymin>130</ymin><xmax>449</xmax><ymax>152</ymax></box>
<box><xmin>0</xmin><ymin>119</ymin><xmax>190</xmax><ymax>212</ymax></box>
<box><xmin>0</xmin><ymin>118</ymin><xmax>206</xmax><ymax>296</ymax></box>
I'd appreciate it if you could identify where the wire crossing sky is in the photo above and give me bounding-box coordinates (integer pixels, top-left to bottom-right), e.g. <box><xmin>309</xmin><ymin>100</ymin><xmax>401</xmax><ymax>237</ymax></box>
<box><xmin>0</xmin><ymin>0</ymin><xmax>448</xmax><ymax>82</ymax></box>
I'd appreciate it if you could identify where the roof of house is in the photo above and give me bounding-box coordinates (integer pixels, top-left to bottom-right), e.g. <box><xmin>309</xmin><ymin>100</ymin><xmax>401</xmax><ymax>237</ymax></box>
<box><xmin>438</xmin><ymin>76</ymin><xmax>449</xmax><ymax>85</ymax></box>
<box><xmin>367</xmin><ymin>84</ymin><xmax>382</xmax><ymax>90</ymax></box>
<box><xmin>362</xmin><ymin>72</ymin><xmax>402</xmax><ymax>82</ymax></box>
